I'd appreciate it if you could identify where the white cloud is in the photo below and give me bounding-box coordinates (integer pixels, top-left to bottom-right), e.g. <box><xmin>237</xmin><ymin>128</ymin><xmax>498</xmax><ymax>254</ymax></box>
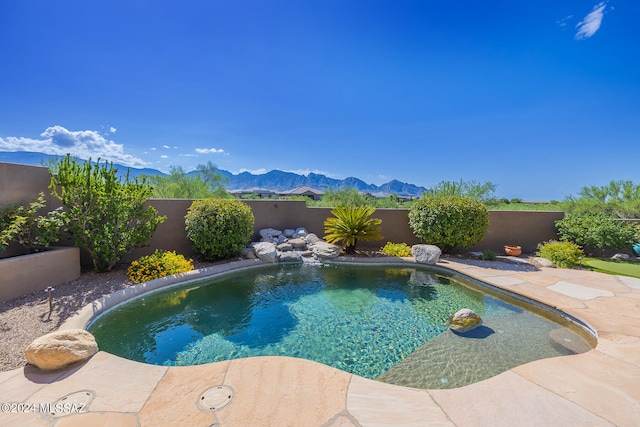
<box><xmin>0</xmin><ymin>125</ymin><xmax>147</xmax><ymax>167</ymax></box>
<box><xmin>160</xmin><ymin>155</ymin><xmax>169</xmax><ymax>159</ymax></box>
<box><xmin>162</xmin><ymin>145</ymin><xmax>171</xmax><ymax>149</ymax></box>
<box><xmin>109</xmin><ymin>127</ymin><xmax>117</xmax><ymax>133</ymax></box>
<box><xmin>179</xmin><ymin>153</ymin><xmax>198</xmax><ymax>157</ymax></box>
<box><xmin>238</xmin><ymin>168</ymin><xmax>268</xmax><ymax>175</ymax></box>
<box><xmin>556</xmin><ymin>15</ymin><xmax>573</xmax><ymax>28</ymax></box>
<box><xmin>575</xmin><ymin>2</ymin><xmax>607</xmax><ymax>40</ymax></box>
<box><xmin>195</xmin><ymin>148</ymin><xmax>225</xmax><ymax>154</ymax></box>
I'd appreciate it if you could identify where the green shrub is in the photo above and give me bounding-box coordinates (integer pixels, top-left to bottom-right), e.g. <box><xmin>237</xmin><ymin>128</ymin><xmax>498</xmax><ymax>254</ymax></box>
<box><xmin>323</xmin><ymin>205</ymin><xmax>383</xmax><ymax>253</ymax></box>
<box><xmin>0</xmin><ymin>193</ymin><xmax>64</xmax><ymax>253</ymax></box>
<box><xmin>185</xmin><ymin>198</ymin><xmax>254</xmax><ymax>260</ymax></box>
<box><xmin>381</xmin><ymin>242</ymin><xmax>412</xmax><ymax>257</ymax></box>
<box><xmin>481</xmin><ymin>249</ymin><xmax>496</xmax><ymax>261</ymax></box>
<box><xmin>537</xmin><ymin>241</ymin><xmax>584</xmax><ymax>268</ymax></box>
<box><xmin>127</xmin><ymin>250</ymin><xmax>194</xmax><ymax>284</ymax></box>
<box><xmin>555</xmin><ymin>213</ymin><xmax>640</xmax><ymax>251</ymax></box>
<box><xmin>408</xmin><ymin>196</ymin><xmax>489</xmax><ymax>252</ymax></box>
<box><xmin>49</xmin><ymin>155</ymin><xmax>166</xmax><ymax>272</ymax></box>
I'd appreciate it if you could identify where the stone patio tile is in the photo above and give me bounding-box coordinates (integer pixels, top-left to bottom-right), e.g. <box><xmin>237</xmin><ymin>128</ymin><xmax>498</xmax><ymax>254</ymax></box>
<box><xmin>547</xmin><ymin>281</ymin><xmax>615</xmax><ymax>300</ymax></box>
<box><xmin>323</xmin><ymin>413</ymin><xmax>360</xmax><ymax>427</ymax></box>
<box><xmin>505</xmin><ymin>272</ymin><xmax>560</xmax><ymax>286</ymax></box>
<box><xmin>513</xmin><ymin>350</ymin><xmax>640</xmax><ymax>427</ymax></box>
<box><xmin>572</xmin><ymin>309</ymin><xmax>640</xmax><ymax>336</ymax></box>
<box><xmin>595</xmin><ymin>333</ymin><xmax>640</xmax><ymax>367</ymax></box>
<box><xmin>347</xmin><ymin>375</ymin><xmax>452</xmax><ymax>426</ymax></box>
<box><xmin>507</xmin><ymin>283</ymin><xmax>587</xmax><ymax>310</ymax></box>
<box><xmin>0</xmin><ymin>364</ymin><xmax>80</xmax><ymax>403</ymax></box>
<box><xmin>138</xmin><ymin>362</ymin><xmax>229</xmax><ymax>427</ymax></box>
<box><xmin>584</xmin><ymin>296</ymin><xmax>640</xmax><ymax>318</ymax></box>
<box><xmin>217</xmin><ymin>356</ymin><xmax>351</xmax><ymax>426</ymax></box>
<box><xmin>429</xmin><ymin>370</ymin><xmax>614</xmax><ymax>427</ymax></box>
<box><xmin>478</xmin><ymin>275</ymin><xmax>526</xmax><ymax>286</ymax></box>
<box><xmin>617</xmin><ymin>275</ymin><xmax>640</xmax><ymax>290</ymax></box>
<box><xmin>0</xmin><ymin>411</ymin><xmax>51</xmax><ymax>426</ymax></box>
<box><xmin>28</xmin><ymin>352</ymin><xmax>167</xmax><ymax>413</ymax></box>
<box><xmin>54</xmin><ymin>412</ymin><xmax>139</xmax><ymax>427</ymax></box>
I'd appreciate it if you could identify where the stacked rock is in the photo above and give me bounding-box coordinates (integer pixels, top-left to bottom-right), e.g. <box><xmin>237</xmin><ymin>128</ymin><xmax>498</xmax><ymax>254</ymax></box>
<box><xmin>244</xmin><ymin>227</ymin><xmax>341</xmax><ymax>263</ymax></box>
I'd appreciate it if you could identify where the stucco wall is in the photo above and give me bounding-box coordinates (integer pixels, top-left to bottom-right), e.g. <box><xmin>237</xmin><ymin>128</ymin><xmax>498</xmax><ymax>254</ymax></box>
<box><xmin>1</xmin><ymin>162</ymin><xmax>563</xmax><ymax>265</ymax></box>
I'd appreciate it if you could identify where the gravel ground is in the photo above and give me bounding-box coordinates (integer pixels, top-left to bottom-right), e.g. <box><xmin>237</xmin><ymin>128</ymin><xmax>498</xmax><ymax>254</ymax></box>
<box><xmin>0</xmin><ymin>260</ymin><xmax>217</xmax><ymax>373</ymax></box>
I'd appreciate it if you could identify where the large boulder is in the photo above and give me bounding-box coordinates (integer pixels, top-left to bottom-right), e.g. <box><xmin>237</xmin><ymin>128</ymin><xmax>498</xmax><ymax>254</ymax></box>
<box><xmin>288</xmin><ymin>238</ymin><xmax>307</xmax><ymax>249</ymax></box>
<box><xmin>447</xmin><ymin>308</ymin><xmax>482</xmax><ymax>334</ymax></box>
<box><xmin>253</xmin><ymin>242</ymin><xmax>278</xmax><ymax>263</ymax></box>
<box><xmin>279</xmin><ymin>251</ymin><xmax>303</xmax><ymax>263</ymax></box>
<box><xmin>412</xmin><ymin>244</ymin><xmax>442</xmax><ymax>265</ymax></box>
<box><xmin>25</xmin><ymin>329</ymin><xmax>98</xmax><ymax>371</ymax></box>
<box><xmin>312</xmin><ymin>242</ymin><xmax>341</xmax><ymax>259</ymax></box>
<box><xmin>305</xmin><ymin>233</ymin><xmax>321</xmax><ymax>245</ymax></box>
<box><xmin>259</xmin><ymin>228</ymin><xmax>282</xmax><ymax>239</ymax></box>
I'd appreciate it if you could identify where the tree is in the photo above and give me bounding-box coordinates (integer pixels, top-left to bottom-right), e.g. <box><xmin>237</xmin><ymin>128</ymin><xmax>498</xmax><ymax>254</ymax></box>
<box><xmin>148</xmin><ymin>163</ymin><xmax>230</xmax><ymax>199</ymax></box>
<box><xmin>319</xmin><ymin>187</ymin><xmax>370</xmax><ymax>207</ymax></box>
<box><xmin>49</xmin><ymin>154</ymin><xmax>166</xmax><ymax>272</ymax></box>
<box><xmin>423</xmin><ymin>180</ymin><xmax>497</xmax><ymax>203</ymax></box>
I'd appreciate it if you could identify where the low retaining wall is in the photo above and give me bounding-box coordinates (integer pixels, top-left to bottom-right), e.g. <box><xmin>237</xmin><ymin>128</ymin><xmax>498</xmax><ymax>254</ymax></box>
<box><xmin>0</xmin><ymin>247</ymin><xmax>81</xmax><ymax>302</ymax></box>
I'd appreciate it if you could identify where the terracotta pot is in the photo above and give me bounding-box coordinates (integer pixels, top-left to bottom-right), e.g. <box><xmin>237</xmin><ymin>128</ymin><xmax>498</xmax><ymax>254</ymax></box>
<box><xmin>504</xmin><ymin>245</ymin><xmax>522</xmax><ymax>257</ymax></box>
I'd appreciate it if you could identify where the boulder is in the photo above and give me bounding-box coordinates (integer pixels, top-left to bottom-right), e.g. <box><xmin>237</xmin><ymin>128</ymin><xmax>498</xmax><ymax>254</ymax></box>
<box><xmin>412</xmin><ymin>244</ymin><xmax>442</xmax><ymax>265</ymax></box>
<box><xmin>305</xmin><ymin>233</ymin><xmax>321</xmax><ymax>245</ymax></box>
<box><xmin>259</xmin><ymin>228</ymin><xmax>282</xmax><ymax>239</ymax></box>
<box><xmin>612</xmin><ymin>253</ymin><xmax>630</xmax><ymax>260</ymax></box>
<box><xmin>240</xmin><ymin>248</ymin><xmax>256</xmax><ymax>259</ymax></box>
<box><xmin>279</xmin><ymin>251</ymin><xmax>303</xmax><ymax>263</ymax></box>
<box><xmin>253</xmin><ymin>242</ymin><xmax>278</xmax><ymax>263</ymax></box>
<box><xmin>25</xmin><ymin>329</ymin><xmax>98</xmax><ymax>371</ymax></box>
<box><xmin>447</xmin><ymin>309</ymin><xmax>482</xmax><ymax>334</ymax></box>
<box><xmin>312</xmin><ymin>242</ymin><xmax>341</xmax><ymax>259</ymax></box>
<box><xmin>283</xmin><ymin>229</ymin><xmax>296</xmax><ymax>238</ymax></box>
<box><xmin>295</xmin><ymin>227</ymin><xmax>309</xmax><ymax>237</ymax></box>
<box><xmin>288</xmin><ymin>238</ymin><xmax>307</xmax><ymax>249</ymax></box>
<box><xmin>531</xmin><ymin>257</ymin><xmax>555</xmax><ymax>268</ymax></box>
<box><xmin>277</xmin><ymin>243</ymin><xmax>293</xmax><ymax>252</ymax></box>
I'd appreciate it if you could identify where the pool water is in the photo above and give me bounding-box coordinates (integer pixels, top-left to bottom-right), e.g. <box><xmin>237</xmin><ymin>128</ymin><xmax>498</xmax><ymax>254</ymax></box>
<box><xmin>89</xmin><ymin>263</ymin><xmax>593</xmax><ymax>389</ymax></box>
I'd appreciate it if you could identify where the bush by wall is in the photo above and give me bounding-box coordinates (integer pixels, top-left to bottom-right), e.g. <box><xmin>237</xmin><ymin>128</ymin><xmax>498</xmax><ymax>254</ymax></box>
<box><xmin>381</xmin><ymin>242</ymin><xmax>412</xmax><ymax>257</ymax></box>
<box><xmin>408</xmin><ymin>196</ymin><xmax>489</xmax><ymax>252</ymax></box>
<box><xmin>185</xmin><ymin>198</ymin><xmax>254</xmax><ymax>260</ymax></box>
<box><xmin>537</xmin><ymin>241</ymin><xmax>584</xmax><ymax>268</ymax></box>
<box><xmin>127</xmin><ymin>250</ymin><xmax>194</xmax><ymax>284</ymax></box>
<box><xmin>555</xmin><ymin>213</ymin><xmax>640</xmax><ymax>253</ymax></box>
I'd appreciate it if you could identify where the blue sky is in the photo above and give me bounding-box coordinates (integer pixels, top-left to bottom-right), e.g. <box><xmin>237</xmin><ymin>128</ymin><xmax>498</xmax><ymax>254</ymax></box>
<box><xmin>1</xmin><ymin>1</ymin><xmax>638</xmax><ymax>201</ymax></box>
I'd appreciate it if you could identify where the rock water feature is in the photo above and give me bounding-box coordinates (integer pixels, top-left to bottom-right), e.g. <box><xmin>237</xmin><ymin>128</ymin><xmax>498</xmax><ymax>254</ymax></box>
<box><xmin>242</xmin><ymin>227</ymin><xmax>341</xmax><ymax>263</ymax></box>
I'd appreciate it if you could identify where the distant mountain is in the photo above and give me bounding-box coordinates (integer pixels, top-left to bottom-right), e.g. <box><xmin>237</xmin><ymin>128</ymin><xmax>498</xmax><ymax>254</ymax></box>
<box><xmin>0</xmin><ymin>151</ymin><xmax>426</xmax><ymax>197</ymax></box>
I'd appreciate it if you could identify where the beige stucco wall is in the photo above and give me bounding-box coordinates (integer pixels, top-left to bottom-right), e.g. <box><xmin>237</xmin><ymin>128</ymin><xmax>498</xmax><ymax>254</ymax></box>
<box><xmin>0</xmin><ymin>247</ymin><xmax>80</xmax><ymax>302</ymax></box>
<box><xmin>1</xmin><ymin>162</ymin><xmax>564</xmax><ymax>264</ymax></box>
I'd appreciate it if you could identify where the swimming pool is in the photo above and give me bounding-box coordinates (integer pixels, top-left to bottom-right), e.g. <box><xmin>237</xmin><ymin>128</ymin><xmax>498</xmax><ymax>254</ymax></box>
<box><xmin>88</xmin><ymin>263</ymin><xmax>594</xmax><ymax>389</ymax></box>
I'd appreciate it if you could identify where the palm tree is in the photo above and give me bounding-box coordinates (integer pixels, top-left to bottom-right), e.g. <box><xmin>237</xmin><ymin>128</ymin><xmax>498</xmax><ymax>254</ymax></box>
<box><xmin>323</xmin><ymin>205</ymin><xmax>383</xmax><ymax>253</ymax></box>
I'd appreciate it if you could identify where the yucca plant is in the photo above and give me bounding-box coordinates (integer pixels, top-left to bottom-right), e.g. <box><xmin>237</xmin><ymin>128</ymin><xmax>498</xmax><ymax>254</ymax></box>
<box><xmin>324</xmin><ymin>205</ymin><xmax>383</xmax><ymax>253</ymax></box>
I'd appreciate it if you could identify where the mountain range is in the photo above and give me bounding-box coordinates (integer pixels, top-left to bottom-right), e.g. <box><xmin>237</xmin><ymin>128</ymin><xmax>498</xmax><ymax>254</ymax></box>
<box><xmin>0</xmin><ymin>151</ymin><xmax>427</xmax><ymax>197</ymax></box>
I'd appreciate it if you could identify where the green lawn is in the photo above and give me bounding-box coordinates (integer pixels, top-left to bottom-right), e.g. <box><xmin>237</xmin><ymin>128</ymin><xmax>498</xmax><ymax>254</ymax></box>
<box><xmin>583</xmin><ymin>258</ymin><xmax>640</xmax><ymax>279</ymax></box>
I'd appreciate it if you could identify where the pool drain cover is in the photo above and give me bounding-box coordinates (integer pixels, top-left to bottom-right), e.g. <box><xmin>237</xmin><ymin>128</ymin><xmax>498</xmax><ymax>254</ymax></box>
<box><xmin>49</xmin><ymin>390</ymin><xmax>94</xmax><ymax>418</ymax></box>
<box><xmin>198</xmin><ymin>386</ymin><xmax>234</xmax><ymax>412</ymax></box>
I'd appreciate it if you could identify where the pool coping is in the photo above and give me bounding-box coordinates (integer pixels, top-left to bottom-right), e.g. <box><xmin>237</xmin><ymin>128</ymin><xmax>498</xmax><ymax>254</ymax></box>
<box><xmin>2</xmin><ymin>256</ymin><xmax>640</xmax><ymax>426</ymax></box>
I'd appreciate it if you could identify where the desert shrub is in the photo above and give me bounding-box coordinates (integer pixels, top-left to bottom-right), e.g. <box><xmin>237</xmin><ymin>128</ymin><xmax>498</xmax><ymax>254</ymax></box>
<box><xmin>50</xmin><ymin>155</ymin><xmax>166</xmax><ymax>272</ymax></box>
<box><xmin>127</xmin><ymin>250</ymin><xmax>194</xmax><ymax>284</ymax></box>
<box><xmin>555</xmin><ymin>213</ymin><xmax>640</xmax><ymax>251</ymax></box>
<box><xmin>185</xmin><ymin>198</ymin><xmax>254</xmax><ymax>260</ymax></box>
<box><xmin>481</xmin><ymin>249</ymin><xmax>496</xmax><ymax>261</ymax></box>
<box><xmin>381</xmin><ymin>242</ymin><xmax>412</xmax><ymax>257</ymax></box>
<box><xmin>0</xmin><ymin>193</ymin><xmax>64</xmax><ymax>253</ymax></box>
<box><xmin>323</xmin><ymin>205</ymin><xmax>383</xmax><ymax>253</ymax></box>
<box><xmin>537</xmin><ymin>241</ymin><xmax>584</xmax><ymax>268</ymax></box>
<box><xmin>408</xmin><ymin>196</ymin><xmax>489</xmax><ymax>252</ymax></box>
